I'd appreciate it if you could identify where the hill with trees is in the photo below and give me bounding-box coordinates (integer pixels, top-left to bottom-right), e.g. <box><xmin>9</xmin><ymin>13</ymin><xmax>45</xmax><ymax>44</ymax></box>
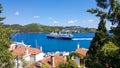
<box><xmin>1</xmin><ymin>23</ymin><xmax>96</xmax><ymax>33</ymax></box>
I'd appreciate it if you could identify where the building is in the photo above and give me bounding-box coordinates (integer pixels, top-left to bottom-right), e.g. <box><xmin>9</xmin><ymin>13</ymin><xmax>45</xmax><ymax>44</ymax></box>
<box><xmin>35</xmin><ymin>54</ymin><xmax>65</xmax><ymax>68</ymax></box>
<box><xmin>75</xmin><ymin>43</ymin><xmax>88</xmax><ymax>68</ymax></box>
<box><xmin>12</xmin><ymin>45</ymin><xmax>44</xmax><ymax>62</ymax></box>
<box><xmin>8</xmin><ymin>41</ymin><xmax>30</xmax><ymax>51</ymax></box>
<box><xmin>9</xmin><ymin>42</ymin><xmax>44</xmax><ymax>68</ymax></box>
<box><xmin>75</xmin><ymin>43</ymin><xmax>88</xmax><ymax>56</ymax></box>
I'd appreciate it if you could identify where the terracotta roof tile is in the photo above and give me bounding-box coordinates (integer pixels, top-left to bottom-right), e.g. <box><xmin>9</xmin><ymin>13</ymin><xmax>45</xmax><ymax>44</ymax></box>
<box><xmin>12</xmin><ymin>46</ymin><xmax>42</xmax><ymax>56</ymax></box>
<box><xmin>75</xmin><ymin>48</ymin><xmax>88</xmax><ymax>56</ymax></box>
<box><xmin>35</xmin><ymin>54</ymin><xmax>65</xmax><ymax>68</ymax></box>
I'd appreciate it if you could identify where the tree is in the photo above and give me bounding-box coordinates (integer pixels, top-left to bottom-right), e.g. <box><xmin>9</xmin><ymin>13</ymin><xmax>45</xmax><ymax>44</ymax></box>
<box><xmin>41</xmin><ymin>64</ymin><xmax>49</xmax><ymax>68</ymax></box>
<box><xmin>58</xmin><ymin>63</ymin><xmax>67</xmax><ymax>68</ymax></box>
<box><xmin>66</xmin><ymin>59</ymin><xmax>78</xmax><ymax>68</ymax></box>
<box><xmin>0</xmin><ymin>3</ymin><xmax>14</xmax><ymax>68</ymax></box>
<box><xmin>85</xmin><ymin>0</ymin><xmax>120</xmax><ymax>67</ymax></box>
<box><xmin>58</xmin><ymin>59</ymin><xmax>78</xmax><ymax>68</ymax></box>
<box><xmin>85</xmin><ymin>20</ymin><xmax>108</xmax><ymax>68</ymax></box>
<box><xmin>100</xmin><ymin>42</ymin><xmax>120</xmax><ymax>68</ymax></box>
<box><xmin>95</xmin><ymin>0</ymin><xmax>120</xmax><ymax>46</ymax></box>
<box><xmin>58</xmin><ymin>52</ymin><xmax>81</xmax><ymax>68</ymax></box>
<box><xmin>87</xmin><ymin>0</ymin><xmax>120</xmax><ymax>45</ymax></box>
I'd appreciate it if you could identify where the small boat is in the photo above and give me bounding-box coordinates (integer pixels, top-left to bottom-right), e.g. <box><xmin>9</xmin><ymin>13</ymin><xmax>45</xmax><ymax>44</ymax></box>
<box><xmin>46</xmin><ymin>31</ymin><xmax>73</xmax><ymax>40</ymax></box>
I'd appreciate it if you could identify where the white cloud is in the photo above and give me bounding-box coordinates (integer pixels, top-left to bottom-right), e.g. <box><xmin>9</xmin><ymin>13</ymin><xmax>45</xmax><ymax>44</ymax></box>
<box><xmin>53</xmin><ymin>20</ymin><xmax>58</xmax><ymax>24</ymax></box>
<box><xmin>48</xmin><ymin>17</ymin><xmax>52</xmax><ymax>20</ymax></box>
<box><xmin>34</xmin><ymin>16</ymin><xmax>40</xmax><ymax>19</ymax></box>
<box><xmin>15</xmin><ymin>11</ymin><xmax>19</xmax><ymax>16</ymax></box>
<box><xmin>68</xmin><ymin>19</ymin><xmax>78</xmax><ymax>24</ymax></box>
<box><xmin>87</xmin><ymin>19</ymin><xmax>94</xmax><ymax>22</ymax></box>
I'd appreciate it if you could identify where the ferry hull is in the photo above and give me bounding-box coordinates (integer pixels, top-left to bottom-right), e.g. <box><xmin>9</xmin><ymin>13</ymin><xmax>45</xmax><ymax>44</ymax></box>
<box><xmin>46</xmin><ymin>36</ymin><xmax>72</xmax><ymax>40</ymax></box>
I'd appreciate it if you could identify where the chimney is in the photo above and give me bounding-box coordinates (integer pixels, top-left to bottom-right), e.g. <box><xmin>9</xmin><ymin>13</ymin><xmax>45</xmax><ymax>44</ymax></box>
<box><xmin>40</xmin><ymin>46</ymin><xmax>42</xmax><ymax>52</ymax></box>
<box><xmin>25</xmin><ymin>46</ymin><xmax>29</xmax><ymax>55</ymax></box>
<box><xmin>51</xmin><ymin>55</ymin><xmax>55</xmax><ymax>68</ymax></box>
<box><xmin>77</xmin><ymin>43</ymin><xmax>80</xmax><ymax>49</ymax></box>
<box><xmin>21</xmin><ymin>40</ymin><xmax>24</xmax><ymax>45</ymax></box>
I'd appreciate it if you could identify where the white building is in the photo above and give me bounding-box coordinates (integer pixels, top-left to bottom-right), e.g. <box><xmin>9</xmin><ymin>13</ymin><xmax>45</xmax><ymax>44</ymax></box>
<box><xmin>10</xmin><ymin>42</ymin><xmax>44</xmax><ymax>68</ymax></box>
<box><xmin>12</xmin><ymin>45</ymin><xmax>44</xmax><ymax>62</ymax></box>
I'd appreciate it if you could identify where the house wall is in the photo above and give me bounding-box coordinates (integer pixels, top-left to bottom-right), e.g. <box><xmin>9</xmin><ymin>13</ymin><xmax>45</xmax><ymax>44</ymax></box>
<box><xmin>23</xmin><ymin>52</ymin><xmax>44</xmax><ymax>62</ymax></box>
<box><xmin>75</xmin><ymin>57</ymin><xmax>80</xmax><ymax>68</ymax></box>
<box><xmin>30</xmin><ymin>54</ymin><xmax>35</xmax><ymax>62</ymax></box>
<box><xmin>35</xmin><ymin>52</ymin><xmax>44</xmax><ymax>61</ymax></box>
<box><xmin>9</xmin><ymin>44</ymin><xmax>16</xmax><ymax>50</ymax></box>
<box><xmin>24</xmin><ymin>55</ymin><xmax>30</xmax><ymax>61</ymax></box>
<box><xmin>14</xmin><ymin>59</ymin><xmax>22</xmax><ymax>68</ymax></box>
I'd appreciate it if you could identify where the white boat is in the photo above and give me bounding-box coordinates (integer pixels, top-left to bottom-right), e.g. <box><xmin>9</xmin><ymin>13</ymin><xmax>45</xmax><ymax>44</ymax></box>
<box><xmin>46</xmin><ymin>31</ymin><xmax>73</xmax><ymax>40</ymax></box>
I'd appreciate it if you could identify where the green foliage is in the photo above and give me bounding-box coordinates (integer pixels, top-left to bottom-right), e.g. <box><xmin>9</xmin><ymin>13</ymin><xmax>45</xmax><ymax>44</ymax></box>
<box><xmin>0</xmin><ymin>3</ymin><xmax>14</xmax><ymax>68</ymax></box>
<box><xmin>67</xmin><ymin>60</ymin><xmax>78</xmax><ymax>68</ymax></box>
<box><xmin>20</xmin><ymin>23</ymin><xmax>43</xmax><ymax>33</ymax></box>
<box><xmin>99</xmin><ymin>42</ymin><xmax>120</xmax><ymax>68</ymax></box>
<box><xmin>58</xmin><ymin>63</ymin><xmax>67</xmax><ymax>68</ymax></box>
<box><xmin>0</xmin><ymin>49</ymin><xmax>14</xmax><ymax>68</ymax></box>
<box><xmin>85</xmin><ymin>19</ymin><xmax>108</xmax><ymax>67</ymax></box>
<box><xmin>111</xmin><ymin>26</ymin><xmax>120</xmax><ymax>46</ymax></box>
<box><xmin>94</xmin><ymin>0</ymin><xmax>120</xmax><ymax>46</ymax></box>
<box><xmin>69</xmin><ymin>52</ymin><xmax>84</xmax><ymax>59</ymax></box>
<box><xmin>58</xmin><ymin>60</ymin><xmax>78</xmax><ymax>68</ymax></box>
<box><xmin>1</xmin><ymin>23</ymin><xmax>96</xmax><ymax>33</ymax></box>
<box><xmin>87</xmin><ymin>8</ymin><xmax>108</xmax><ymax>19</ymax></box>
<box><xmin>88</xmin><ymin>0</ymin><xmax>120</xmax><ymax>25</ymax></box>
<box><xmin>86</xmin><ymin>20</ymin><xmax>108</xmax><ymax>55</ymax></box>
<box><xmin>58</xmin><ymin>53</ymin><xmax>79</xmax><ymax>68</ymax></box>
<box><xmin>41</xmin><ymin>64</ymin><xmax>49</xmax><ymax>68</ymax></box>
<box><xmin>85</xmin><ymin>0</ymin><xmax>120</xmax><ymax>68</ymax></box>
<box><xmin>1</xmin><ymin>23</ymin><xmax>64</xmax><ymax>33</ymax></box>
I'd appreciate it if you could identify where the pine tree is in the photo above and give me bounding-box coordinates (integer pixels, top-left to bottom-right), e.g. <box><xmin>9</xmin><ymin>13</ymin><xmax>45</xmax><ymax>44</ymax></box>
<box><xmin>0</xmin><ymin>3</ymin><xmax>14</xmax><ymax>68</ymax></box>
<box><xmin>96</xmin><ymin>0</ymin><xmax>120</xmax><ymax>46</ymax></box>
<box><xmin>85</xmin><ymin>20</ymin><xmax>108</xmax><ymax>68</ymax></box>
<box><xmin>85</xmin><ymin>0</ymin><xmax>120</xmax><ymax>67</ymax></box>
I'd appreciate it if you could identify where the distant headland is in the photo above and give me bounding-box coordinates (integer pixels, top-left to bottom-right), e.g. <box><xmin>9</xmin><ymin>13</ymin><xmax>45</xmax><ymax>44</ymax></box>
<box><xmin>1</xmin><ymin>23</ymin><xmax>96</xmax><ymax>33</ymax></box>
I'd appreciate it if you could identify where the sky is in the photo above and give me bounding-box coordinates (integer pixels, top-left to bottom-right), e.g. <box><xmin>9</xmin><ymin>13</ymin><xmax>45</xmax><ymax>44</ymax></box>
<box><xmin>0</xmin><ymin>0</ymin><xmax>112</xmax><ymax>29</ymax></box>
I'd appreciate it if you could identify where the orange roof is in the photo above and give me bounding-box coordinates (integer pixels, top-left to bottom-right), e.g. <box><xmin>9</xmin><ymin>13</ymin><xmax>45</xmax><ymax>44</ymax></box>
<box><xmin>75</xmin><ymin>48</ymin><xmax>88</xmax><ymax>56</ymax></box>
<box><xmin>35</xmin><ymin>54</ymin><xmax>65</xmax><ymax>68</ymax></box>
<box><xmin>12</xmin><ymin>46</ymin><xmax>42</xmax><ymax>56</ymax></box>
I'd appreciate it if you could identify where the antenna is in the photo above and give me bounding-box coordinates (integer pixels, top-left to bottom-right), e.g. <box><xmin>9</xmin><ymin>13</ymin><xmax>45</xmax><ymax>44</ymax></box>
<box><xmin>35</xmin><ymin>40</ymin><xmax>37</xmax><ymax>48</ymax></box>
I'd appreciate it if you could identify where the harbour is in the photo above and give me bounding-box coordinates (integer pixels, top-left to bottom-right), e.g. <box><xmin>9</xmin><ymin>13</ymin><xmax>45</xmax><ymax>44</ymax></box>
<box><xmin>11</xmin><ymin>32</ymin><xmax>94</xmax><ymax>53</ymax></box>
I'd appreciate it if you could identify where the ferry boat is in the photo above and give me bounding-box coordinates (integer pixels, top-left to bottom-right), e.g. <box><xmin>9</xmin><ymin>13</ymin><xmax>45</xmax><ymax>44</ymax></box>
<box><xmin>46</xmin><ymin>31</ymin><xmax>73</xmax><ymax>40</ymax></box>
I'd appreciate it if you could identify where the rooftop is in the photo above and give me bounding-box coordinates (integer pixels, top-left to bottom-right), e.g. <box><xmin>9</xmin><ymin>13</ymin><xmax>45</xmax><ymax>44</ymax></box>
<box><xmin>35</xmin><ymin>54</ymin><xmax>65</xmax><ymax>68</ymax></box>
<box><xmin>12</xmin><ymin>46</ymin><xmax>42</xmax><ymax>56</ymax></box>
<box><xmin>75</xmin><ymin>48</ymin><xmax>88</xmax><ymax>56</ymax></box>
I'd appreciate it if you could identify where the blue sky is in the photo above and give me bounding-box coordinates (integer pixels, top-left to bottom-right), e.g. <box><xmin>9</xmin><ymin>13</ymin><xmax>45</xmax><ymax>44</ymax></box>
<box><xmin>0</xmin><ymin>0</ymin><xmax>111</xmax><ymax>29</ymax></box>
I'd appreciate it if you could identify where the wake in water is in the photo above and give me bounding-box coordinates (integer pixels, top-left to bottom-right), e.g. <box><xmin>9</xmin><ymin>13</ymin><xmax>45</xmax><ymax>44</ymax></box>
<box><xmin>72</xmin><ymin>38</ymin><xmax>93</xmax><ymax>40</ymax></box>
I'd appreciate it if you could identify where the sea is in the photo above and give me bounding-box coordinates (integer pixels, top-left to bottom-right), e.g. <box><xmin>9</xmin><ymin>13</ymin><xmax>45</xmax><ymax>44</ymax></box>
<box><xmin>11</xmin><ymin>32</ymin><xmax>95</xmax><ymax>53</ymax></box>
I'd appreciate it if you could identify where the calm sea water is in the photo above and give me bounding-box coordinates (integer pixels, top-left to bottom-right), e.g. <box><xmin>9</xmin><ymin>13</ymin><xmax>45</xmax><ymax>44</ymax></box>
<box><xmin>11</xmin><ymin>33</ymin><xmax>95</xmax><ymax>53</ymax></box>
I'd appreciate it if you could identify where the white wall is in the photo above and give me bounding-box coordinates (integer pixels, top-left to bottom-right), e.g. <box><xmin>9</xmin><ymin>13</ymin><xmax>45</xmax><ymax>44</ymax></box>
<box><xmin>35</xmin><ymin>52</ymin><xmax>44</xmax><ymax>61</ymax></box>
<box><xmin>75</xmin><ymin>57</ymin><xmax>80</xmax><ymax>68</ymax></box>
<box><xmin>30</xmin><ymin>54</ymin><xmax>35</xmax><ymax>62</ymax></box>
<box><xmin>9</xmin><ymin>44</ymin><xmax>16</xmax><ymax>50</ymax></box>
<box><xmin>24</xmin><ymin>55</ymin><xmax>30</xmax><ymax>61</ymax></box>
<box><xmin>14</xmin><ymin>59</ymin><xmax>22</xmax><ymax>68</ymax></box>
<box><xmin>23</xmin><ymin>52</ymin><xmax>44</xmax><ymax>62</ymax></box>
